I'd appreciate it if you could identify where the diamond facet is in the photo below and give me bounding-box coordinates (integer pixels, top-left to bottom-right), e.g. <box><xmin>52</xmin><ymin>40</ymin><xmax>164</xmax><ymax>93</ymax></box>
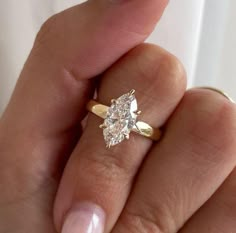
<box><xmin>103</xmin><ymin>91</ymin><xmax>138</xmax><ymax>147</ymax></box>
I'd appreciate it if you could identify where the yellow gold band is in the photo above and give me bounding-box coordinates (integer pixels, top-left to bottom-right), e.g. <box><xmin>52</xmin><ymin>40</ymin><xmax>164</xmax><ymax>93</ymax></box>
<box><xmin>86</xmin><ymin>100</ymin><xmax>162</xmax><ymax>141</ymax></box>
<box><xmin>200</xmin><ymin>87</ymin><xmax>235</xmax><ymax>103</ymax></box>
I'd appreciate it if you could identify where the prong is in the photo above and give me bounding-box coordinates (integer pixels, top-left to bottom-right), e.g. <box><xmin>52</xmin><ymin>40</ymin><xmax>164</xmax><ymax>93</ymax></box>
<box><xmin>135</xmin><ymin>110</ymin><xmax>142</xmax><ymax>115</ymax></box>
<box><xmin>135</xmin><ymin>123</ymin><xmax>142</xmax><ymax>133</ymax></box>
<box><xmin>99</xmin><ymin>123</ymin><xmax>106</xmax><ymax>129</ymax></box>
<box><xmin>111</xmin><ymin>99</ymin><xmax>116</xmax><ymax>104</ymax></box>
<box><xmin>125</xmin><ymin>133</ymin><xmax>130</xmax><ymax>140</ymax></box>
<box><xmin>106</xmin><ymin>143</ymin><xmax>111</xmax><ymax>149</ymax></box>
<box><xmin>129</xmin><ymin>89</ymin><xmax>135</xmax><ymax>95</ymax></box>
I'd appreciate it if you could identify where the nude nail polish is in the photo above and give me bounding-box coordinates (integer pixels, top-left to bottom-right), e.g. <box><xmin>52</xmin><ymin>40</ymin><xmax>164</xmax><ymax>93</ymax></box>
<box><xmin>62</xmin><ymin>203</ymin><xmax>105</xmax><ymax>233</ymax></box>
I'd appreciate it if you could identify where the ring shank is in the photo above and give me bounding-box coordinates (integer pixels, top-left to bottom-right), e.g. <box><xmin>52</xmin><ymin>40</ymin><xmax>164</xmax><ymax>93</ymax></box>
<box><xmin>86</xmin><ymin>100</ymin><xmax>162</xmax><ymax>141</ymax></box>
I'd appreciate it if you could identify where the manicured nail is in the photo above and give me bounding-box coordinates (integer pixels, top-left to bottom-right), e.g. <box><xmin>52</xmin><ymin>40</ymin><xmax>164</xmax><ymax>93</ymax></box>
<box><xmin>62</xmin><ymin>202</ymin><xmax>105</xmax><ymax>233</ymax></box>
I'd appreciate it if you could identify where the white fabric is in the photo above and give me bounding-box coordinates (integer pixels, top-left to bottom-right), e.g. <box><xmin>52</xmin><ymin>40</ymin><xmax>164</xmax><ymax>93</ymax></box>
<box><xmin>0</xmin><ymin>0</ymin><xmax>235</xmax><ymax>115</ymax></box>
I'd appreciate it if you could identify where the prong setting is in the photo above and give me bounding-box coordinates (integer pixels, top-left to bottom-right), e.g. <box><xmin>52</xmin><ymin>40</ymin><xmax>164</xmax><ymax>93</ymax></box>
<box><xmin>125</xmin><ymin>133</ymin><xmax>130</xmax><ymax>140</ymax></box>
<box><xmin>135</xmin><ymin>110</ymin><xmax>142</xmax><ymax>115</ymax></box>
<box><xmin>135</xmin><ymin>123</ymin><xmax>142</xmax><ymax>133</ymax></box>
<box><xmin>106</xmin><ymin>143</ymin><xmax>112</xmax><ymax>149</ymax></box>
<box><xmin>102</xmin><ymin>90</ymin><xmax>138</xmax><ymax>147</ymax></box>
<box><xmin>129</xmin><ymin>89</ymin><xmax>135</xmax><ymax>95</ymax></box>
<box><xmin>99</xmin><ymin>124</ymin><xmax>106</xmax><ymax>129</ymax></box>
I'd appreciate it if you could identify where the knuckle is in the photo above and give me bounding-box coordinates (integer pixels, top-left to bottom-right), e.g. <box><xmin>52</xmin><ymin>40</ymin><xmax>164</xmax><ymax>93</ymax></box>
<box><xmin>139</xmin><ymin>44</ymin><xmax>186</xmax><ymax>86</ymax></box>
<box><xmin>182</xmin><ymin>89</ymin><xmax>236</xmax><ymax>161</ymax></box>
<box><xmin>153</xmin><ymin>50</ymin><xmax>186</xmax><ymax>101</ymax></box>
<box><xmin>120</xmin><ymin>206</ymin><xmax>171</xmax><ymax>233</ymax></box>
<box><xmin>154</xmin><ymin>47</ymin><xmax>187</xmax><ymax>95</ymax></box>
<box><xmin>77</xmin><ymin>125</ymin><xmax>145</xmax><ymax>183</ymax></box>
<box><xmin>159</xmin><ymin>50</ymin><xmax>186</xmax><ymax>82</ymax></box>
<box><xmin>78</xmin><ymin>144</ymin><xmax>133</xmax><ymax>183</ymax></box>
<box><xmin>133</xmin><ymin>44</ymin><xmax>186</xmax><ymax>98</ymax></box>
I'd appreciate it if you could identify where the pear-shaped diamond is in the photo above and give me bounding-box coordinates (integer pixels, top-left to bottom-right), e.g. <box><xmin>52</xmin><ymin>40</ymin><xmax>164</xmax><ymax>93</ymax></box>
<box><xmin>102</xmin><ymin>91</ymin><xmax>138</xmax><ymax>147</ymax></box>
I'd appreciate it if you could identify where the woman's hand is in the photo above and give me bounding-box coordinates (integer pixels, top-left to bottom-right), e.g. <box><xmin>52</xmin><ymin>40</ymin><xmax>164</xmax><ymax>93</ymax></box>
<box><xmin>0</xmin><ymin>1</ymin><xmax>236</xmax><ymax>233</ymax></box>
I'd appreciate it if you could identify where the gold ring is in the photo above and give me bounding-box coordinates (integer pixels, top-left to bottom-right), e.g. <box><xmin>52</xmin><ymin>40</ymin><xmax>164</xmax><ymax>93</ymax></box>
<box><xmin>86</xmin><ymin>90</ymin><xmax>161</xmax><ymax>148</ymax></box>
<box><xmin>199</xmin><ymin>87</ymin><xmax>235</xmax><ymax>103</ymax></box>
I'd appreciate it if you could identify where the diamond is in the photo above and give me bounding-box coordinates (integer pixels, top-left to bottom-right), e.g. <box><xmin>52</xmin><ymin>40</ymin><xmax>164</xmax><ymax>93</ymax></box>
<box><xmin>102</xmin><ymin>90</ymin><xmax>138</xmax><ymax>147</ymax></box>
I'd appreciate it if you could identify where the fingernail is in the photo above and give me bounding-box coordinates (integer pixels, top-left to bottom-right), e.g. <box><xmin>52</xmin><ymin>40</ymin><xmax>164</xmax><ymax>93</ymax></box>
<box><xmin>62</xmin><ymin>202</ymin><xmax>105</xmax><ymax>233</ymax></box>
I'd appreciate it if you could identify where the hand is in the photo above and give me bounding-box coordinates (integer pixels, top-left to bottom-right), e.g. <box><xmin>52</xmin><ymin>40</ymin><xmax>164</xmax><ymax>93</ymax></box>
<box><xmin>0</xmin><ymin>1</ymin><xmax>236</xmax><ymax>233</ymax></box>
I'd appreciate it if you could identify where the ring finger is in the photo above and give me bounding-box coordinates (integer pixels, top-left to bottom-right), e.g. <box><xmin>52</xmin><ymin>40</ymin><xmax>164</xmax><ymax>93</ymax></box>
<box><xmin>54</xmin><ymin>43</ymin><xmax>186</xmax><ymax>233</ymax></box>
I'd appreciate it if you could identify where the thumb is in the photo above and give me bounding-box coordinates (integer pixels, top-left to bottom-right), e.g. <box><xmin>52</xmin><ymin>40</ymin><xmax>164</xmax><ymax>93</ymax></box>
<box><xmin>0</xmin><ymin>0</ymin><xmax>168</xmax><ymax>229</ymax></box>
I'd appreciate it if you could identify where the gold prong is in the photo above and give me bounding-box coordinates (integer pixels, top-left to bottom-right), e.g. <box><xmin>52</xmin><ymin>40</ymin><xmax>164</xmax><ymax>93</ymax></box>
<box><xmin>106</xmin><ymin>143</ymin><xmax>112</xmax><ymax>149</ymax></box>
<box><xmin>99</xmin><ymin>124</ymin><xmax>106</xmax><ymax>129</ymax></box>
<box><xmin>135</xmin><ymin>110</ymin><xmax>142</xmax><ymax>115</ymax></box>
<box><xmin>129</xmin><ymin>89</ymin><xmax>135</xmax><ymax>95</ymax></box>
<box><xmin>125</xmin><ymin>134</ymin><xmax>130</xmax><ymax>140</ymax></box>
<box><xmin>135</xmin><ymin>123</ymin><xmax>142</xmax><ymax>133</ymax></box>
<box><xmin>111</xmin><ymin>99</ymin><xmax>116</xmax><ymax>104</ymax></box>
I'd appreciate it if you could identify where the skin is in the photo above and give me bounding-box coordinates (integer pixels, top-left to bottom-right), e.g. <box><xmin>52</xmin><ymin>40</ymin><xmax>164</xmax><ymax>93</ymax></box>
<box><xmin>0</xmin><ymin>0</ymin><xmax>236</xmax><ymax>232</ymax></box>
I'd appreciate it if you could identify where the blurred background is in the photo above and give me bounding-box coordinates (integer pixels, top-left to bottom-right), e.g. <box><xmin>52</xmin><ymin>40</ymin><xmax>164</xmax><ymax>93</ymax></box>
<box><xmin>0</xmin><ymin>0</ymin><xmax>235</xmax><ymax>115</ymax></box>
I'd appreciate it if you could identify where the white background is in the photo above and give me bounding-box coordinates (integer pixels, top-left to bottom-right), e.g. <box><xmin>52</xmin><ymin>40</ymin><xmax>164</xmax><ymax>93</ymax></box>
<box><xmin>0</xmin><ymin>0</ymin><xmax>235</xmax><ymax>115</ymax></box>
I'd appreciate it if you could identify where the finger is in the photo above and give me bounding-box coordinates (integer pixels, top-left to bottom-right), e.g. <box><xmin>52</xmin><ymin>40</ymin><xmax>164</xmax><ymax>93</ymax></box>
<box><xmin>0</xmin><ymin>0</ymin><xmax>168</xmax><ymax>201</ymax></box>
<box><xmin>111</xmin><ymin>89</ymin><xmax>236</xmax><ymax>233</ymax></box>
<box><xmin>54</xmin><ymin>44</ymin><xmax>186</xmax><ymax>233</ymax></box>
<box><xmin>180</xmin><ymin>163</ymin><xmax>236</xmax><ymax>232</ymax></box>
<box><xmin>33</xmin><ymin>0</ymin><xmax>169</xmax><ymax>80</ymax></box>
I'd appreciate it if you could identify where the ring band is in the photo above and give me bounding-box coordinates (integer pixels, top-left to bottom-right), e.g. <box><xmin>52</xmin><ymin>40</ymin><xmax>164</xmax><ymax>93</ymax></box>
<box><xmin>200</xmin><ymin>87</ymin><xmax>235</xmax><ymax>103</ymax></box>
<box><xmin>86</xmin><ymin>90</ymin><xmax>161</xmax><ymax>147</ymax></box>
<box><xmin>87</xmin><ymin>100</ymin><xmax>162</xmax><ymax>140</ymax></box>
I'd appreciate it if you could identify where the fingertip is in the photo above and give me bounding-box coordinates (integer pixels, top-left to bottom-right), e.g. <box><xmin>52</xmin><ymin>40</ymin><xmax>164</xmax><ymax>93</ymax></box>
<box><xmin>61</xmin><ymin>202</ymin><xmax>106</xmax><ymax>233</ymax></box>
<box><xmin>106</xmin><ymin>0</ymin><xmax>169</xmax><ymax>35</ymax></box>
